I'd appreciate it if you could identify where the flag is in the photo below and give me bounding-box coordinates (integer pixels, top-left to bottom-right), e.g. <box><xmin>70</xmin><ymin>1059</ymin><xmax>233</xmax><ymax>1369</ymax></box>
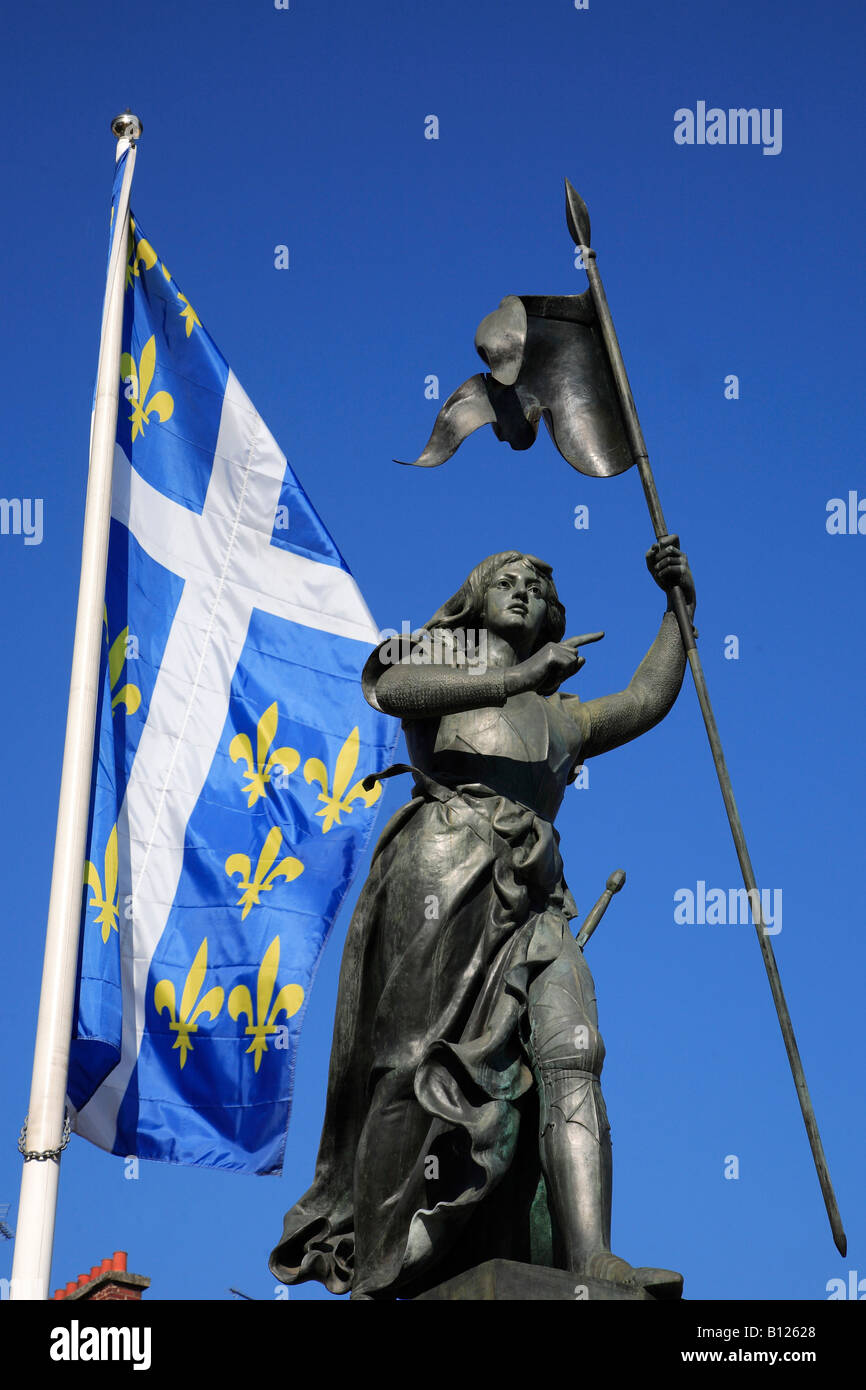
<box><xmin>401</xmin><ymin>293</ymin><xmax>633</xmax><ymax>477</ymax></box>
<box><xmin>69</xmin><ymin>152</ymin><xmax>396</xmax><ymax>1174</ymax></box>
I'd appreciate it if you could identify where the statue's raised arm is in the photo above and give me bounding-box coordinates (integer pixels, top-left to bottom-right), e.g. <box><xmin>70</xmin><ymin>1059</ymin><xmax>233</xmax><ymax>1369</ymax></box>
<box><xmin>569</xmin><ymin>535</ymin><xmax>696</xmax><ymax>761</ymax></box>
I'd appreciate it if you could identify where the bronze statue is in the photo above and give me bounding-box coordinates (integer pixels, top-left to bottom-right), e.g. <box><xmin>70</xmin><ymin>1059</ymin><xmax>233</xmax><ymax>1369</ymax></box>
<box><xmin>270</xmin><ymin>178</ymin><xmax>845</xmax><ymax>1300</ymax></box>
<box><xmin>271</xmin><ymin>536</ymin><xmax>695</xmax><ymax>1300</ymax></box>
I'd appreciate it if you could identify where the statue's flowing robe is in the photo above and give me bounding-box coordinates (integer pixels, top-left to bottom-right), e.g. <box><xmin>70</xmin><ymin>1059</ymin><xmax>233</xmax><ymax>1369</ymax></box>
<box><xmin>270</xmin><ymin>688</ymin><xmax>600</xmax><ymax>1299</ymax></box>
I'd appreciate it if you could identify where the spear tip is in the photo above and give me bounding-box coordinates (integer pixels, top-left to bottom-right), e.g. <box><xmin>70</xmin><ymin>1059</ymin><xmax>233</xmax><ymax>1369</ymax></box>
<box><xmin>564</xmin><ymin>179</ymin><xmax>591</xmax><ymax>248</ymax></box>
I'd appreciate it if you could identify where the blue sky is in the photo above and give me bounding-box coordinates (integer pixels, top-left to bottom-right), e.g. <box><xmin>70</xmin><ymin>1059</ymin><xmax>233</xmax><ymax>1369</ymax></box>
<box><xmin>1</xmin><ymin>0</ymin><xmax>863</xmax><ymax>1302</ymax></box>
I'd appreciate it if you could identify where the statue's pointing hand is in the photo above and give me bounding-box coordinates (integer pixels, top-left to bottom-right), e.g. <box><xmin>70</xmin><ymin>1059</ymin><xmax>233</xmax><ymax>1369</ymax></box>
<box><xmin>646</xmin><ymin>535</ymin><xmax>696</xmax><ymax>610</ymax></box>
<box><xmin>505</xmin><ymin>632</ymin><xmax>605</xmax><ymax>698</ymax></box>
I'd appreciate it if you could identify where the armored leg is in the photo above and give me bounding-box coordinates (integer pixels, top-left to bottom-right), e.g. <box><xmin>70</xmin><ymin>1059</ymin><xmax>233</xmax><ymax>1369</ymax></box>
<box><xmin>526</xmin><ymin>936</ymin><xmax>682</xmax><ymax>1294</ymax></box>
<box><xmin>526</xmin><ymin>939</ymin><xmax>616</xmax><ymax>1272</ymax></box>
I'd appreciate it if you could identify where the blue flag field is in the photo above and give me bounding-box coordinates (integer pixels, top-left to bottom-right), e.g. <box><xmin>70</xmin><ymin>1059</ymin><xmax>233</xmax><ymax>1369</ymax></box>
<box><xmin>69</xmin><ymin>154</ymin><xmax>396</xmax><ymax>1174</ymax></box>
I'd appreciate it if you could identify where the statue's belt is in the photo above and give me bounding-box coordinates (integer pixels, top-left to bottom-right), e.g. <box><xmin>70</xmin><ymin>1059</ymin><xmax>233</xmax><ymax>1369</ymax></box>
<box><xmin>367</xmin><ymin>761</ymin><xmax>552</xmax><ymax>817</ymax></box>
<box><xmin>366</xmin><ymin>762</ymin><xmax>562</xmax><ymax>874</ymax></box>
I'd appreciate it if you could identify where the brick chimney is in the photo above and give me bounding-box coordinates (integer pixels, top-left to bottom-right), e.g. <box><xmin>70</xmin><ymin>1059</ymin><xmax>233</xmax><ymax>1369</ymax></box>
<box><xmin>52</xmin><ymin>1250</ymin><xmax>150</xmax><ymax>1301</ymax></box>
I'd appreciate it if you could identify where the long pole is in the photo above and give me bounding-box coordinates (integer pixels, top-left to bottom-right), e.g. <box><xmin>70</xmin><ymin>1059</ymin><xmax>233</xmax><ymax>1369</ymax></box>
<box><xmin>565</xmin><ymin>180</ymin><xmax>846</xmax><ymax>1258</ymax></box>
<box><xmin>10</xmin><ymin>114</ymin><xmax>141</xmax><ymax>1301</ymax></box>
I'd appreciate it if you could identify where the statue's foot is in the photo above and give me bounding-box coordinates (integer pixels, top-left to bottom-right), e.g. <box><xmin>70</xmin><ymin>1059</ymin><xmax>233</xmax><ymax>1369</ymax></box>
<box><xmin>631</xmin><ymin>1265</ymin><xmax>684</xmax><ymax>1300</ymax></box>
<box><xmin>579</xmin><ymin>1251</ymin><xmax>683</xmax><ymax>1300</ymax></box>
<box><xmin>579</xmin><ymin>1251</ymin><xmax>637</xmax><ymax>1285</ymax></box>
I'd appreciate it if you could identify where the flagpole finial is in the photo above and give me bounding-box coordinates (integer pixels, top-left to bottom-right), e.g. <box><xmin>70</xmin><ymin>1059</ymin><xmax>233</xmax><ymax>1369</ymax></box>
<box><xmin>111</xmin><ymin>110</ymin><xmax>143</xmax><ymax>143</ymax></box>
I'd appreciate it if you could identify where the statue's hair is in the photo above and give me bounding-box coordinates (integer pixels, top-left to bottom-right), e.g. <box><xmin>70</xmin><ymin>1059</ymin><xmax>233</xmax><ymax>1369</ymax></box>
<box><xmin>424</xmin><ymin>551</ymin><xmax>566</xmax><ymax>653</ymax></box>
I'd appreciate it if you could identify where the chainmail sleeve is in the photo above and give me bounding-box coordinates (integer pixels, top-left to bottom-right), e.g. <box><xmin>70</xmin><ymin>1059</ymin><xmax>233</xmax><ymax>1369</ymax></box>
<box><xmin>364</xmin><ymin>626</ymin><xmax>508</xmax><ymax>718</ymax></box>
<box><xmin>575</xmin><ymin>609</ymin><xmax>689</xmax><ymax>760</ymax></box>
<box><xmin>375</xmin><ymin>663</ymin><xmax>507</xmax><ymax>718</ymax></box>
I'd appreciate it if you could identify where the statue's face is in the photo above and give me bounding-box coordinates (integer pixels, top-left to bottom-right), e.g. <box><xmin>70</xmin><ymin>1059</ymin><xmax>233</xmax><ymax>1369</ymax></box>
<box><xmin>482</xmin><ymin>560</ymin><xmax>548</xmax><ymax>653</ymax></box>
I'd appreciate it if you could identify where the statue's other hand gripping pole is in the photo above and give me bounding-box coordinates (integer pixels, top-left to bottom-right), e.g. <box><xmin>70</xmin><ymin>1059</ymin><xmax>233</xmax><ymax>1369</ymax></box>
<box><xmin>565</xmin><ymin>180</ymin><xmax>846</xmax><ymax>1256</ymax></box>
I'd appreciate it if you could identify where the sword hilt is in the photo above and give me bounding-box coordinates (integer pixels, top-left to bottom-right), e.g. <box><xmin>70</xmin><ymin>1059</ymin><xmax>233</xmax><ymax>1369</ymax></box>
<box><xmin>575</xmin><ymin>869</ymin><xmax>626</xmax><ymax>950</ymax></box>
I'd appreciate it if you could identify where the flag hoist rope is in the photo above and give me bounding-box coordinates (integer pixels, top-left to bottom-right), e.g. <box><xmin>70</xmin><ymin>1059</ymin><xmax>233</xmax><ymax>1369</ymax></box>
<box><xmin>565</xmin><ymin>179</ymin><xmax>846</xmax><ymax>1258</ymax></box>
<box><xmin>11</xmin><ymin>115</ymin><xmax>141</xmax><ymax>1301</ymax></box>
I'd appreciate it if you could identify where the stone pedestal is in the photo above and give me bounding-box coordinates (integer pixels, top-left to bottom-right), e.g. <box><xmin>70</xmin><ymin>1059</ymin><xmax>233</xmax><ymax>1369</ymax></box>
<box><xmin>414</xmin><ymin>1259</ymin><xmax>683</xmax><ymax>1302</ymax></box>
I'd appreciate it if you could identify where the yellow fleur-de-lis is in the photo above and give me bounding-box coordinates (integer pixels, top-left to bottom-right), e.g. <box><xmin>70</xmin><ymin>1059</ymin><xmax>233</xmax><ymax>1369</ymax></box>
<box><xmin>125</xmin><ymin>219</ymin><xmax>157</xmax><ymax>288</ymax></box>
<box><xmin>120</xmin><ymin>335</ymin><xmax>174</xmax><ymax>442</ymax></box>
<box><xmin>228</xmin><ymin>936</ymin><xmax>304</xmax><ymax>1072</ymax></box>
<box><xmin>304</xmin><ymin>728</ymin><xmax>382</xmax><ymax>834</ymax></box>
<box><xmin>229</xmin><ymin>703</ymin><xmax>299</xmax><ymax>808</ymax></box>
<box><xmin>225</xmin><ymin>827</ymin><xmax>304</xmax><ymax>921</ymax></box>
<box><xmin>83</xmin><ymin>824</ymin><xmax>120</xmax><ymax>943</ymax></box>
<box><xmin>103</xmin><ymin>606</ymin><xmax>141</xmax><ymax>718</ymax></box>
<box><xmin>161</xmin><ymin>263</ymin><xmax>201</xmax><ymax>337</ymax></box>
<box><xmin>154</xmin><ymin>939</ymin><xmax>224</xmax><ymax>1070</ymax></box>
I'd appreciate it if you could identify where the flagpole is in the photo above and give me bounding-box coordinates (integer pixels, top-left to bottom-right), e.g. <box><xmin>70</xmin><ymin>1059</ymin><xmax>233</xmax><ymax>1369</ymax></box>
<box><xmin>565</xmin><ymin>179</ymin><xmax>847</xmax><ymax>1258</ymax></box>
<box><xmin>10</xmin><ymin>113</ymin><xmax>142</xmax><ymax>1301</ymax></box>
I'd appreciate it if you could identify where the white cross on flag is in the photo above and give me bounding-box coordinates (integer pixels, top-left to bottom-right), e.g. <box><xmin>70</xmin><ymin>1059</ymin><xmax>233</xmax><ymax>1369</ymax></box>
<box><xmin>70</xmin><ymin>154</ymin><xmax>396</xmax><ymax>1174</ymax></box>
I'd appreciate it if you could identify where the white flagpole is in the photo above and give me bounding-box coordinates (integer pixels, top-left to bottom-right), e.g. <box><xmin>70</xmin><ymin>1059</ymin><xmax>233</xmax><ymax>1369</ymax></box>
<box><xmin>10</xmin><ymin>113</ymin><xmax>142</xmax><ymax>1301</ymax></box>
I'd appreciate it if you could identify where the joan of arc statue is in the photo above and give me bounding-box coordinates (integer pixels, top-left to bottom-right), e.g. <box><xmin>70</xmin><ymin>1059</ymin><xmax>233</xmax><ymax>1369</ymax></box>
<box><xmin>271</xmin><ymin>535</ymin><xmax>695</xmax><ymax>1299</ymax></box>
